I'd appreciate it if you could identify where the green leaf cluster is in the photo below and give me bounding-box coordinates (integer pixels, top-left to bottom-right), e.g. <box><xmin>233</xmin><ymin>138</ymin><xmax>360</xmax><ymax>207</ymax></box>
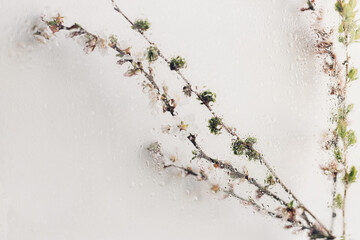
<box><xmin>48</xmin><ymin>20</ymin><xmax>58</xmax><ymax>26</ymax></box>
<box><xmin>232</xmin><ymin>139</ymin><xmax>245</xmax><ymax>155</ymax></box>
<box><xmin>132</xmin><ymin>19</ymin><xmax>151</xmax><ymax>32</ymax></box>
<box><xmin>343</xmin><ymin>166</ymin><xmax>358</xmax><ymax>184</ymax></box>
<box><xmin>287</xmin><ymin>200</ymin><xmax>294</xmax><ymax>210</ymax></box>
<box><xmin>109</xmin><ymin>35</ymin><xmax>118</xmax><ymax>45</ymax></box>
<box><xmin>333</xmin><ymin>104</ymin><xmax>356</xmax><ymax>147</ymax></box>
<box><xmin>348</xmin><ymin>67</ymin><xmax>358</xmax><ymax>82</ymax></box>
<box><xmin>169</xmin><ymin>56</ymin><xmax>187</xmax><ymax>70</ymax></box>
<box><xmin>208</xmin><ymin>117</ymin><xmax>222</xmax><ymax>135</ymax></box>
<box><xmin>337</xmin><ymin>124</ymin><xmax>356</xmax><ymax>147</ymax></box>
<box><xmin>346</xmin><ymin>104</ymin><xmax>354</xmax><ymax>113</ymax></box>
<box><xmin>231</xmin><ymin>137</ymin><xmax>260</xmax><ymax>160</ymax></box>
<box><xmin>245</xmin><ymin>149</ymin><xmax>260</xmax><ymax>160</ymax></box>
<box><xmin>336</xmin><ymin>119</ymin><xmax>348</xmax><ymax>139</ymax></box>
<box><xmin>332</xmin><ymin>105</ymin><xmax>351</xmax><ymax>124</ymax></box>
<box><xmin>335</xmin><ymin>193</ymin><xmax>343</xmax><ymax>208</ymax></box>
<box><xmin>245</xmin><ymin>137</ymin><xmax>257</xmax><ymax>145</ymax></box>
<box><xmin>265</xmin><ymin>175</ymin><xmax>276</xmax><ymax>186</ymax></box>
<box><xmin>336</xmin><ymin>0</ymin><xmax>360</xmax><ymax>44</ymax></box>
<box><xmin>334</xmin><ymin>147</ymin><xmax>343</xmax><ymax>162</ymax></box>
<box><xmin>339</xmin><ymin>103</ymin><xmax>354</xmax><ymax>119</ymax></box>
<box><xmin>147</xmin><ymin>46</ymin><xmax>159</xmax><ymax>63</ymax></box>
<box><xmin>346</xmin><ymin>129</ymin><xmax>357</xmax><ymax>146</ymax></box>
<box><xmin>147</xmin><ymin>142</ymin><xmax>161</xmax><ymax>154</ymax></box>
<box><xmin>198</xmin><ymin>90</ymin><xmax>216</xmax><ymax>105</ymax></box>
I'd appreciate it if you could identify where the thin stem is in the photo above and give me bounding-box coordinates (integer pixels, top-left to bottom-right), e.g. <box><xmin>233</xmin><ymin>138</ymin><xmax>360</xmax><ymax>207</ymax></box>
<box><xmin>330</xmin><ymin>174</ymin><xmax>338</xmax><ymax>233</ymax></box>
<box><xmin>342</xmin><ymin>144</ymin><xmax>349</xmax><ymax>238</ymax></box>
<box><xmin>163</xmin><ymin>164</ymin><xmax>198</xmax><ymax>177</ymax></box>
<box><xmin>342</xmin><ymin>184</ymin><xmax>348</xmax><ymax>237</ymax></box>
<box><xmin>341</xmin><ymin>8</ymin><xmax>350</xmax><ymax>236</ymax></box>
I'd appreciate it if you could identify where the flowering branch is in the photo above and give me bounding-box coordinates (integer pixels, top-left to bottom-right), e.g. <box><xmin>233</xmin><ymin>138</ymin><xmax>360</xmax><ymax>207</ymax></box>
<box><xmin>302</xmin><ymin>0</ymin><xmax>359</xmax><ymax>238</ymax></box>
<box><xmin>31</xmin><ymin>0</ymin><xmax>347</xmax><ymax>237</ymax></box>
<box><xmin>108</xmin><ymin>2</ymin><xmax>334</xmax><ymax>237</ymax></box>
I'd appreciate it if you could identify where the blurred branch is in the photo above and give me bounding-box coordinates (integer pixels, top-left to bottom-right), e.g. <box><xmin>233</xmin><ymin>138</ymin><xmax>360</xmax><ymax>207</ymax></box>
<box><xmin>33</xmin><ymin>4</ymin><xmax>338</xmax><ymax>237</ymax></box>
<box><xmin>108</xmin><ymin>2</ymin><xmax>333</xmax><ymax>237</ymax></box>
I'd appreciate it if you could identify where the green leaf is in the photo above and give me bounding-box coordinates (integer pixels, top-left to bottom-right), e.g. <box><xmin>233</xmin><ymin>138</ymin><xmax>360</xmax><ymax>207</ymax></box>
<box><xmin>355</xmin><ymin>28</ymin><xmax>360</xmax><ymax>40</ymax></box>
<box><xmin>346</xmin><ymin>130</ymin><xmax>357</xmax><ymax>146</ymax></box>
<box><xmin>349</xmin><ymin>0</ymin><xmax>357</xmax><ymax>10</ymax></box>
<box><xmin>335</xmin><ymin>194</ymin><xmax>343</xmax><ymax>209</ymax></box>
<box><xmin>337</xmin><ymin>120</ymin><xmax>347</xmax><ymax>139</ymax></box>
<box><xmin>339</xmin><ymin>36</ymin><xmax>345</xmax><ymax>43</ymax></box>
<box><xmin>334</xmin><ymin>148</ymin><xmax>343</xmax><ymax>162</ymax></box>
<box><xmin>346</xmin><ymin>104</ymin><xmax>354</xmax><ymax>113</ymax></box>
<box><xmin>287</xmin><ymin>200</ymin><xmax>294</xmax><ymax>210</ymax></box>
<box><xmin>348</xmin><ymin>67</ymin><xmax>358</xmax><ymax>81</ymax></box>
<box><xmin>131</xmin><ymin>19</ymin><xmax>151</xmax><ymax>32</ymax></box>
<box><xmin>335</xmin><ymin>1</ymin><xmax>343</xmax><ymax>13</ymax></box>
<box><xmin>343</xmin><ymin>4</ymin><xmax>356</xmax><ymax>19</ymax></box>
<box><xmin>339</xmin><ymin>23</ymin><xmax>345</xmax><ymax>33</ymax></box>
<box><xmin>343</xmin><ymin>166</ymin><xmax>358</xmax><ymax>184</ymax></box>
<box><xmin>48</xmin><ymin>20</ymin><xmax>57</xmax><ymax>26</ymax></box>
<box><xmin>348</xmin><ymin>166</ymin><xmax>358</xmax><ymax>183</ymax></box>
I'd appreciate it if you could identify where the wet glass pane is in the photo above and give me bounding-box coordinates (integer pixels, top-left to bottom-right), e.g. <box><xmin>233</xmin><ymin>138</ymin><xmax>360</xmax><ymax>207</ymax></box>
<box><xmin>1</xmin><ymin>0</ymin><xmax>360</xmax><ymax>239</ymax></box>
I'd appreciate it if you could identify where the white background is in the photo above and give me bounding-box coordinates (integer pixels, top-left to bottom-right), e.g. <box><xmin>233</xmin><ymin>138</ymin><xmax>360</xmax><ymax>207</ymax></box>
<box><xmin>1</xmin><ymin>0</ymin><xmax>360</xmax><ymax>239</ymax></box>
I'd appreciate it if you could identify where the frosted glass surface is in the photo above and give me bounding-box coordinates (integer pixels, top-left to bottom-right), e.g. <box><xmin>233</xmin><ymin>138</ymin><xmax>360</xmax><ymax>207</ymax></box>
<box><xmin>1</xmin><ymin>0</ymin><xmax>360</xmax><ymax>239</ymax></box>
